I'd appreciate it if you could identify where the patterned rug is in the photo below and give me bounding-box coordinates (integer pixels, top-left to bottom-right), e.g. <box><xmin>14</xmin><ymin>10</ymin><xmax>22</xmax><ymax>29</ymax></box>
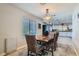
<box><xmin>46</xmin><ymin>43</ymin><xmax>77</xmax><ymax>56</ymax></box>
<box><xmin>16</xmin><ymin>43</ymin><xmax>77</xmax><ymax>56</ymax></box>
<box><xmin>7</xmin><ymin>37</ymin><xmax>77</xmax><ymax>56</ymax></box>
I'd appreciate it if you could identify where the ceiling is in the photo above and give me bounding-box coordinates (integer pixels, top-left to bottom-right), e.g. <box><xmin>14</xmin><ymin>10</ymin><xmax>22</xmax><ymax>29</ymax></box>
<box><xmin>12</xmin><ymin>3</ymin><xmax>78</xmax><ymax>25</ymax></box>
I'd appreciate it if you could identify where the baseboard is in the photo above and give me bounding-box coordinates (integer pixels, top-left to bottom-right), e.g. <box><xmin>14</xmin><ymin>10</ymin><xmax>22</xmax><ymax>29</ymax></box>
<box><xmin>17</xmin><ymin>44</ymin><xmax>27</xmax><ymax>50</ymax></box>
<box><xmin>72</xmin><ymin>40</ymin><xmax>79</xmax><ymax>56</ymax></box>
<box><xmin>0</xmin><ymin>53</ymin><xmax>6</xmax><ymax>56</ymax></box>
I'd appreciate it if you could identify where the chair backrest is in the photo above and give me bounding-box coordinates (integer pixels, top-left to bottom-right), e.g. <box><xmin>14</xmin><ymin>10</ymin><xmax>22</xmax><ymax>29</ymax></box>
<box><xmin>54</xmin><ymin>32</ymin><xmax>59</xmax><ymax>42</ymax></box>
<box><xmin>25</xmin><ymin>35</ymin><xmax>36</xmax><ymax>53</ymax></box>
<box><xmin>48</xmin><ymin>32</ymin><xmax>56</xmax><ymax>44</ymax></box>
<box><xmin>49</xmin><ymin>32</ymin><xmax>55</xmax><ymax>40</ymax></box>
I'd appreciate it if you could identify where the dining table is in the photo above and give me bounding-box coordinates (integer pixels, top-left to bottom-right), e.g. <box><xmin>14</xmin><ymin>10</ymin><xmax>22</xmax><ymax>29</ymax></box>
<box><xmin>35</xmin><ymin>32</ymin><xmax>56</xmax><ymax>56</ymax></box>
<box><xmin>36</xmin><ymin>32</ymin><xmax>55</xmax><ymax>42</ymax></box>
<box><xmin>36</xmin><ymin>35</ymin><xmax>49</xmax><ymax>42</ymax></box>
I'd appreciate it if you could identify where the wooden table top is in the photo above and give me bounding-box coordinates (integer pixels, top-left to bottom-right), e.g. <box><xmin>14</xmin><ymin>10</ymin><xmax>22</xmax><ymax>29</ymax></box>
<box><xmin>36</xmin><ymin>35</ymin><xmax>50</xmax><ymax>42</ymax></box>
<box><xmin>36</xmin><ymin>32</ymin><xmax>55</xmax><ymax>42</ymax></box>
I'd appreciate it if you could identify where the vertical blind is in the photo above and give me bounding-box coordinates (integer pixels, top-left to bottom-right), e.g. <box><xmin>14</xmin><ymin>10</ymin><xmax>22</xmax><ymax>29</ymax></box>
<box><xmin>22</xmin><ymin>17</ymin><xmax>36</xmax><ymax>35</ymax></box>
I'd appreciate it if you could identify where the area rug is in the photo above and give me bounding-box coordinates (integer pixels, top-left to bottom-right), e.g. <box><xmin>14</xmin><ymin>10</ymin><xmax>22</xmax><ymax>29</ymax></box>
<box><xmin>46</xmin><ymin>43</ymin><xmax>77</xmax><ymax>56</ymax></box>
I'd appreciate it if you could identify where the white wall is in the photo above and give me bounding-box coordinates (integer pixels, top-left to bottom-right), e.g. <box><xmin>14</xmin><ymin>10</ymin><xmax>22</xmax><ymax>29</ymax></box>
<box><xmin>36</xmin><ymin>20</ymin><xmax>43</xmax><ymax>35</ymax></box>
<box><xmin>0</xmin><ymin>4</ymin><xmax>42</xmax><ymax>55</ymax></box>
<box><xmin>72</xmin><ymin>4</ymin><xmax>79</xmax><ymax>55</ymax></box>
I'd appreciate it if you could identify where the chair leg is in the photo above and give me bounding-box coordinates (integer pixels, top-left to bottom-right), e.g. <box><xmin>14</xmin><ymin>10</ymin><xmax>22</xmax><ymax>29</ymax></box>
<box><xmin>51</xmin><ymin>48</ymin><xmax>54</xmax><ymax>56</ymax></box>
<box><xmin>28</xmin><ymin>50</ymin><xmax>29</xmax><ymax>56</ymax></box>
<box><xmin>50</xmin><ymin>47</ymin><xmax>54</xmax><ymax>56</ymax></box>
<box><xmin>54</xmin><ymin>43</ymin><xmax>57</xmax><ymax>51</ymax></box>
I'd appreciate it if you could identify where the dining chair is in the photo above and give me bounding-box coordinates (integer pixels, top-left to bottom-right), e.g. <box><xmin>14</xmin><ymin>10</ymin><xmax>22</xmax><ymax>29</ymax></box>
<box><xmin>25</xmin><ymin>35</ymin><xmax>44</xmax><ymax>56</ymax></box>
<box><xmin>42</xmin><ymin>32</ymin><xmax>55</xmax><ymax>56</ymax></box>
<box><xmin>53</xmin><ymin>32</ymin><xmax>59</xmax><ymax>51</ymax></box>
<box><xmin>48</xmin><ymin>32</ymin><xmax>56</xmax><ymax>56</ymax></box>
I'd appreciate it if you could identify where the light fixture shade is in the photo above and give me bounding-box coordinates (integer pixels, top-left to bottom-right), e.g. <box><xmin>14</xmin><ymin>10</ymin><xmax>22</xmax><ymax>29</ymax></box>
<box><xmin>43</xmin><ymin>9</ymin><xmax>51</xmax><ymax>21</ymax></box>
<box><xmin>43</xmin><ymin>14</ymin><xmax>51</xmax><ymax>20</ymax></box>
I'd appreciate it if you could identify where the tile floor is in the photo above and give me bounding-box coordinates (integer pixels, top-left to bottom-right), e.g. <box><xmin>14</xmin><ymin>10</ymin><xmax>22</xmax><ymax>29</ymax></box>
<box><xmin>42</xmin><ymin>37</ymin><xmax>77</xmax><ymax>56</ymax></box>
<box><xmin>7</xmin><ymin>37</ymin><xmax>77</xmax><ymax>56</ymax></box>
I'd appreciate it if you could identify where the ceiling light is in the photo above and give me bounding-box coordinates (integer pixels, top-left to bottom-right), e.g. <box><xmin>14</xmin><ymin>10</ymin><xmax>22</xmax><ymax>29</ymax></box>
<box><xmin>43</xmin><ymin>9</ymin><xmax>51</xmax><ymax>21</ymax></box>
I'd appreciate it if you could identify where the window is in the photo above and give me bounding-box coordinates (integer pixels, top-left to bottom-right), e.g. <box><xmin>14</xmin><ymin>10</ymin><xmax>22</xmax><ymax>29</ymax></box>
<box><xmin>22</xmin><ymin>17</ymin><xmax>29</xmax><ymax>35</ymax></box>
<box><xmin>29</xmin><ymin>20</ymin><xmax>36</xmax><ymax>35</ymax></box>
<box><xmin>22</xmin><ymin>17</ymin><xmax>36</xmax><ymax>35</ymax></box>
